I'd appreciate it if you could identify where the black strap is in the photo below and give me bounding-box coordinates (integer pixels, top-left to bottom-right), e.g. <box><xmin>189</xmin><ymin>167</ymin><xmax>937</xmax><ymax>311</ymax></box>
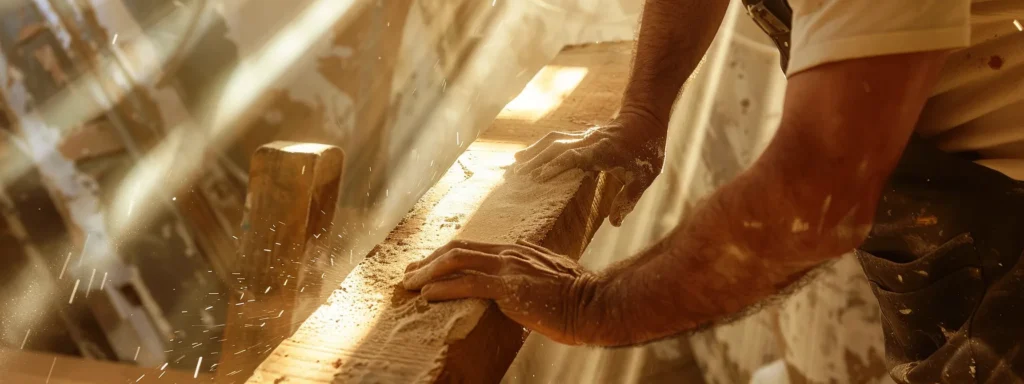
<box><xmin>741</xmin><ymin>0</ymin><xmax>793</xmax><ymax>72</ymax></box>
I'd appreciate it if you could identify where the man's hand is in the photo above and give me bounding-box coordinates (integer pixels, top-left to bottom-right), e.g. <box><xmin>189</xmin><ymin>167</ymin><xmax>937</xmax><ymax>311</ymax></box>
<box><xmin>513</xmin><ymin>113</ymin><xmax>666</xmax><ymax>226</ymax></box>
<box><xmin>402</xmin><ymin>239</ymin><xmax>598</xmax><ymax>345</ymax></box>
<box><xmin>507</xmin><ymin>0</ymin><xmax>729</xmax><ymax>228</ymax></box>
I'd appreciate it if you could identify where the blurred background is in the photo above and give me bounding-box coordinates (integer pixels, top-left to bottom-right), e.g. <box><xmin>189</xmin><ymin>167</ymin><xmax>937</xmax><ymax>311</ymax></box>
<box><xmin>0</xmin><ymin>0</ymin><xmax>893</xmax><ymax>382</ymax></box>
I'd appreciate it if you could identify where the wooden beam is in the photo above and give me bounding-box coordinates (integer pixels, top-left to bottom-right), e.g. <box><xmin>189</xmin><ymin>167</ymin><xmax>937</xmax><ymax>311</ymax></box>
<box><xmin>174</xmin><ymin>162</ymin><xmax>247</xmax><ymax>285</ymax></box>
<box><xmin>57</xmin><ymin>119</ymin><xmax>125</xmax><ymax>161</ymax></box>
<box><xmin>243</xmin><ymin>42</ymin><xmax>631</xmax><ymax>384</ymax></box>
<box><xmin>0</xmin><ymin>347</ymin><xmax>211</xmax><ymax>383</ymax></box>
<box><xmin>217</xmin><ymin>142</ymin><xmax>344</xmax><ymax>380</ymax></box>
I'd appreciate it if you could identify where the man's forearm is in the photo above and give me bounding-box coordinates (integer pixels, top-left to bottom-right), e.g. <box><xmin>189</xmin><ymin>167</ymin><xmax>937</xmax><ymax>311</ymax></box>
<box><xmin>578</xmin><ymin>128</ymin><xmax>884</xmax><ymax>345</ymax></box>
<box><xmin>619</xmin><ymin>0</ymin><xmax>730</xmax><ymax>129</ymax></box>
<box><xmin>571</xmin><ymin>49</ymin><xmax>948</xmax><ymax>346</ymax></box>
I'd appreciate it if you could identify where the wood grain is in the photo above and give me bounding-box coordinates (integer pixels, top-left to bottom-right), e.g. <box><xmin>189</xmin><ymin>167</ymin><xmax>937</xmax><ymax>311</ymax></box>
<box><xmin>217</xmin><ymin>142</ymin><xmax>344</xmax><ymax>381</ymax></box>
<box><xmin>244</xmin><ymin>42</ymin><xmax>631</xmax><ymax>384</ymax></box>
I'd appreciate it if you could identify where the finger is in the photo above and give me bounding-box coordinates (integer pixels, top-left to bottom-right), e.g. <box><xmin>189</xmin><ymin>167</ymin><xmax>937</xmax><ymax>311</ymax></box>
<box><xmin>515</xmin><ymin>141</ymin><xmax>575</xmax><ymax>175</ymax></box>
<box><xmin>609</xmin><ymin>178</ymin><xmax>653</xmax><ymax>227</ymax></box>
<box><xmin>406</xmin><ymin>240</ymin><xmax>467</xmax><ymax>273</ymax></box>
<box><xmin>420</xmin><ymin>274</ymin><xmax>505</xmax><ymax>302</ymax></box>
<box><xmin>515</xmin><ymin>239</ymin><xmax>556</xmax><ymax>255</ymax></box>
<box><xmin>403</xmin><ymin>249</ymin><xmax>505</xmax><ymax>290</ymax></box>
<box><xmin>533</xmin><ymin>149</ymin><xmax>584</xmax><ymax>181</ymax></box>
<box><xmin>406</xmin><ymin>239</ymin><xmax>514</xmax><ymax>273</ymax></box>
<box><xmin>516</xmin><ymin>133</ymin><xmax>603</xmax><ymax>175</ymax></box>
<box><xmin>533</xmin><ymin>138</ymin><xmax>621</xmax><ymax>181</ymax></box>
<box><xmin>514</xmin><ymin>131</ymin><xmax>581</xmax><ymax>162</ymax></box>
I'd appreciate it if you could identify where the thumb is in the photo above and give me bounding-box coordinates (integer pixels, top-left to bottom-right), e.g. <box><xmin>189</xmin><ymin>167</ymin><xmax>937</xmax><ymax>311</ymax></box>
<box><xmin>608</xmin><ymin>179</ymin><xmax>651</xmax><ymax>226</ymax></box>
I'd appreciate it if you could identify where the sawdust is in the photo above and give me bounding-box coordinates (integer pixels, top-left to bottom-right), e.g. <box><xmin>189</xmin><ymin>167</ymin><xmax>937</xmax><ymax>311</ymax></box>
<box><xmin>457</xmin><ymin>169</ymin><xmax>585</xmax><ymax>244</ymax></box>
<box><xmin>251</xmin><ymin>150</ymin><xmax>589</xmax><ymax>383</ymax></box>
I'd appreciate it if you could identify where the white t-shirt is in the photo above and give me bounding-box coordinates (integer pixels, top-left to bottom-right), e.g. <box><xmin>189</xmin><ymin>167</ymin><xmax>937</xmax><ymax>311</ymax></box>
<box><xmin>786</xmin><ymin>0</ymin><xmax>1024</xmax><ymax>180</ymax></box>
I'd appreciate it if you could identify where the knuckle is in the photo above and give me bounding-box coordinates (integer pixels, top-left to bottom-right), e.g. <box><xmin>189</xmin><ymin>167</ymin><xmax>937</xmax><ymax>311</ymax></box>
<box><xmin>498</xmin><ymin>249</ymin><xmax>520</xmax><ymax>259</ymax></box>
<box><xmin>434</xmin><ymin>242</ymin><xmax>456</xmax><ymax>255</ymax></box>
<box><xmin>446</xmin><ymin>248</ymin><xmax>472</xmax><ymax>263</ymax></box>
<box><xmin>435</xmin><ymin>251</ymin><xmax>460</xmax><ymax>268</ymax></box>
<box><xmin>405</xmin><ymin>262</ymin><xmax>420</xmax><ymax>272</ymax></box>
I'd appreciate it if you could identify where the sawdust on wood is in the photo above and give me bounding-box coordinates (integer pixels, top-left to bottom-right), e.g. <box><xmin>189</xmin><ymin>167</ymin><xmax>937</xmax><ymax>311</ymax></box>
<box><xmin>247</xmin><ymin>150</ymin><xmax>587</xmax><ymax>383</ymax></box>
<box><xmin>248</xmin><ymin>41</ymin><xmax>633</xmax><ymax>384</ymax></box>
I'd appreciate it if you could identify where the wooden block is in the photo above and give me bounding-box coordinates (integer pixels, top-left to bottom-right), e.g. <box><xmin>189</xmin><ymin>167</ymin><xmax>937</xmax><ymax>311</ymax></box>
<box><xmin>243</xmin><ymin>42</ymin><xmax>631</xmax><ymax>384</ymax></box>
<box><xmin>217</xmin><ymin>142</ymin><xmax>344</xmax><ymax>381</ymax></box>
<box><xmin>0</xmin><ymin>347</ymin><xmax>211</xmax><ymax>383</ymax></box>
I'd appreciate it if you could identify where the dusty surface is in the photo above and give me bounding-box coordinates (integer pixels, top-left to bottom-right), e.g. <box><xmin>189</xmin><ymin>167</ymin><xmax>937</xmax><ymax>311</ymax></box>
<box><xmin>245</xmin><ymin>147</ymin><xmax>588</xmax><ymax>383</ymax></box>
<box><xmin>245</xmin><ymin>42</ymin><xmax>631</xmax><ymax>384</ymax></box>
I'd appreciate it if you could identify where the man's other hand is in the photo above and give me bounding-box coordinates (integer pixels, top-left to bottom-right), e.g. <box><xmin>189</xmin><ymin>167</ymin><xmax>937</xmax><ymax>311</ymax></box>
<box><xmin>402</xmin><ymin>239</ymin><xmax>599</xmax><ymax>345</ymax></box>
<box><xmin>512</xmin><ymin>114</ymin><xmax>667</xmax><ymax>226</ymax></box>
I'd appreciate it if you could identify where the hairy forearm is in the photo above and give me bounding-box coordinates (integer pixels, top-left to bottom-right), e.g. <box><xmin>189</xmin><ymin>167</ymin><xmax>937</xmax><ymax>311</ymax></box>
<box><xmin>579</xmin><ymin>123</ymin><xmax>894</xmax><ymax>346</ymax></box>
<box><xmin>572</xmin><ymin>50</ymin><xmax>949</xmax><ymax>346</ymax></box>
<box><xmin>619</xmin><ymin>0</ymin><xmax>729</xmax><ymax>129</ymax></box>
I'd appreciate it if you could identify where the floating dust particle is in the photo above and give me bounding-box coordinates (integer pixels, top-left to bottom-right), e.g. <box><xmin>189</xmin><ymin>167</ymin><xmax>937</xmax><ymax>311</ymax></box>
<box><xmin>791</xmin><ymin>218</ymin><xmax>810</xmax><ymax>233</ymax></box>
<box><xmin>988</xmin><ymin>55</ymin><xmax>1004</xmax><ymax>70</ymax></box>
<box><xmin>915</xmin><ymin>215</ymin><xmax>938</xmax><ymax>226</ymax></box>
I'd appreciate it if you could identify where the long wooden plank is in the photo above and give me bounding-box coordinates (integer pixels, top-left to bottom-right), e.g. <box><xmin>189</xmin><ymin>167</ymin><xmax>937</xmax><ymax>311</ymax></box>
<box><xmin>245</xmin><ymin>42</ymin><xmax>631</xmax><ymax>384</ymax></box>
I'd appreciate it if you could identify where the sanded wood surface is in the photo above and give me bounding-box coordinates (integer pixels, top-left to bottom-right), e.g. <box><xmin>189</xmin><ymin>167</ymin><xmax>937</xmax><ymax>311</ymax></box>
<box><xmin>244</xmin><ymin>42</ymin><xmax>631</xmax><ymax>384</ymax></box>
<box><xmin>218</xmin><ymin>142</ymin><xmax>344</xmax><ymax>381</ymax></box>
<box><xmin>481</xmin><ymin>42</ymin><xmax>630</xmax><ymax>146</ymax></box>
<box><xmin>0</xmin><ymin>347</ymin><xmax>212</xmax><ymax>383</ymax></box>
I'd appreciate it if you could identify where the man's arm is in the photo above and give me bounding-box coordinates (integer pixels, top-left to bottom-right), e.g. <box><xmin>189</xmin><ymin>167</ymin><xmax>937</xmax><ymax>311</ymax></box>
<box><xmin>619</xmin><ymin>0</ymin><xmax>730</xmax><ymax>128</ymax></box>
<box><xmin>404</xmin><ymin>50</ymin><xmax>950</xmax><ymax>346</ymax></box>
<box><xmin>579</xmin><ymin>51</ymin><xmax>950</xmax><ymax>345</ymax></box>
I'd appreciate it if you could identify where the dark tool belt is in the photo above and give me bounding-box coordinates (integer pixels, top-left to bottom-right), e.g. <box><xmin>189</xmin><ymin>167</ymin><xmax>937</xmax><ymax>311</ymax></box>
<box><xmin>859</xmin><ymin>137</ymin><xmax>1024</xmax><ymax>383</ymax></box>
<box><xmin>741</xmin><ymin>2</ymin><xmax>1024</xmax><ymax>382</ymax></box>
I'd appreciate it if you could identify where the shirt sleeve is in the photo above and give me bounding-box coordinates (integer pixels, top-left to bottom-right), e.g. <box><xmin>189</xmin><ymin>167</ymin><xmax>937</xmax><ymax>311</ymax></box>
<box><xmin>786</xmin><ymin>0</ymin><xmax>972</xmax><ymax>76</ymax></box>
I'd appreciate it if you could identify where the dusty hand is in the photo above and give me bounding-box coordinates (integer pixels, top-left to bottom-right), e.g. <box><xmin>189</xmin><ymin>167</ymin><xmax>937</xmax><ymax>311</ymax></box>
<box><xmin>403</xmin><ymin>239</ymin><xmax>599</xmax><ymax>345</ymax></box>
<box><xmin>513</xmin><ymin>114</ymin><xmax>666</xmax><ymax>226</ymax></box>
